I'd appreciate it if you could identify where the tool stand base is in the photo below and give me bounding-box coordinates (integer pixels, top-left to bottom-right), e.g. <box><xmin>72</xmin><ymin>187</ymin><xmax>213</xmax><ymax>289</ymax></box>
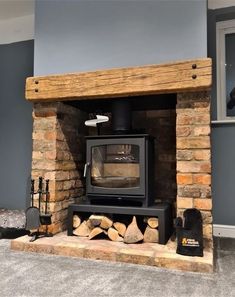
<box><xmin>29</xmin><ymin>231</ymin><xmax>53</xmax><ymax>242</ymax></box>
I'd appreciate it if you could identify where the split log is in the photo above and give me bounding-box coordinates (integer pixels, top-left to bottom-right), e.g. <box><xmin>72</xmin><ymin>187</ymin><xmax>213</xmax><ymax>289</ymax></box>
<box><xmin>73</xmin><ymin>220</ymin><xmax>91</xmax><ymax>237</ymax></box>
<box><xmin>73</xmin><ymin>215</ymin><xmax>81</xmax><ymax>228</ymax></box>
<box><xmin>143</xmin><ymin>226</ymin><xmax>159</xmax><ymax>243</ymax></box>
<box><xmin>124</xmin><ymin>216</ymin><xmax>144</xmax><ymax>244</ymax></box>
<box><xmin>113</xmin><ymin>222</ymin><xmax>126</xmax><ymax>237</ymax></box>
<box><xmin>100</xmin><ymin>216</ymin><xmax>113</xmax><ymax>229</ymax></box>
<box><xmin>144</xmin><ymin>217</ymin><xmax>159</xmax><ymax>229</ymax></box>
<box><xmin>89</xmin><ymin>227</ymin><xmax>105</xmax><ymax>240</ymax></box>
<box><xmin>107</xmin><ymin>227</ymin><xmax>123</xmax><ymax>242</ymax></box>
<box><xmin>87</xmin><ymin>215</ymin><xmax>103</xmax><ymax>227</ymax></box>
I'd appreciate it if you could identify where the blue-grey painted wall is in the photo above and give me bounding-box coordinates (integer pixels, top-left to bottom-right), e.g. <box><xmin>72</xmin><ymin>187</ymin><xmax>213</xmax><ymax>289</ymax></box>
<box><xmin>208</xmin><ymin>7</ymin><xmax>235</xmax><ymax>225</ymax></box>
<box><xmin>0</xmin><ymin>40</ymin><xmax>34</xmax><ymax>210</ymax></box>
<box><xmin>34</xmin><ymin>0</ymin><xmax>207</xmax><ymax>75</ymax></box>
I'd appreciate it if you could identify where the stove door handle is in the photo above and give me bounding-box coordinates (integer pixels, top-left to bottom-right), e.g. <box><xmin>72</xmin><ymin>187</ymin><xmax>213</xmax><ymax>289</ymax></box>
<box><xmin>83</xmin><ymin>162</ymin><xmax>90</xmax><ymax>178</ymax></box>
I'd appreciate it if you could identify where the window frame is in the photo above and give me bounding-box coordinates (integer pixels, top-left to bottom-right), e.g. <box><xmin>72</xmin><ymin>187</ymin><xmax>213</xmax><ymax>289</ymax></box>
<box><xmin>216</xmin><ymin>19</ymin><xmax>235</xmax><ymax>121</ymax></box>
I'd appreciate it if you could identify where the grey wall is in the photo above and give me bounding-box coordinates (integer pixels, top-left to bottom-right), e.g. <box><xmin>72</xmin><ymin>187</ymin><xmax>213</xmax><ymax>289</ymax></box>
<box><xmin>211</xmin><ymin>126</ymin><xmax>235</xmax><ymax>225</ymax></box>
<box><xmin>208</xmin><ymin>7</ymin><xmax>235</xmax><ymax>225</ymax></box>
<box><xmin>34</xmin><ymin>0</ymin><xmax>207</xmax><ymax>75</ymax></box>
<box><xmin>0</xmin><ymin>40</ymin><xmax>34</xmax><ymax>210</ymax></box>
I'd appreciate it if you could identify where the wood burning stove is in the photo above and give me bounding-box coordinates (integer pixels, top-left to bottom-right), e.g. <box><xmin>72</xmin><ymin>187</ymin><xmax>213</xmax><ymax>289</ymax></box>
<box><xmin>84</xmin><ymin>134</ymin><xmax>154</xmax><ymax>207</ymax></box>
<box><xmin>68</xmin><ymin>99</ymin><xmax>173</xmax><ymax>244</ymax></box>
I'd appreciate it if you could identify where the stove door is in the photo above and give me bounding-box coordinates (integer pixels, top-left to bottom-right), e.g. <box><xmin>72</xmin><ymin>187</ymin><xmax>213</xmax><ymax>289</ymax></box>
<box><xmin>86</xmin><ymin>137</ymin><xmax>146</xmax><ymax>196</ymax></box>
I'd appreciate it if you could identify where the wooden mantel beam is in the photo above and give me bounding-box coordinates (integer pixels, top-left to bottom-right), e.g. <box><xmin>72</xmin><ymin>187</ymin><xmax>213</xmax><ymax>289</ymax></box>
<box><xmin>25</xmin><ymin>58</ymin><xmax>212</xmax><ymax>102</ymax></box>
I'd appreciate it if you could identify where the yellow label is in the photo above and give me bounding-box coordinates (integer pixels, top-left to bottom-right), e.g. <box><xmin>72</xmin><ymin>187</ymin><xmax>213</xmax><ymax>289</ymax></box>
<box><xmin>181</xmin><ymin>237</ymin><xmax>200</xmax><ymax>247</ymax></box>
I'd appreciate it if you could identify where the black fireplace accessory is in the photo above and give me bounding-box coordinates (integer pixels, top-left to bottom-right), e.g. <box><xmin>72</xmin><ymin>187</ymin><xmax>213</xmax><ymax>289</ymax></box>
<box><xmin>25</xmin><ymin>177</ymin><xmax>53</xmax><ymax>242</ymax></box>
<box><xmin>175</xmin><ymin>208</ymin><xmax>203</xmax><ymax>257</ymax></box>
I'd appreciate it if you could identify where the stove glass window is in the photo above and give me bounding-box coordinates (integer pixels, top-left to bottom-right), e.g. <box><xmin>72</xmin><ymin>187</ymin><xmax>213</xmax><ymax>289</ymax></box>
<box><xmin>91</xmin><ymin>144</ymin><xmax>140</xmax><ymax>188</ymax></box>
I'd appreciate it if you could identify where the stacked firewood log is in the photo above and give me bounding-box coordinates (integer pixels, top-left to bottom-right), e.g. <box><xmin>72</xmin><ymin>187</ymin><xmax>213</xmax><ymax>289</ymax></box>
<box><xmin>73</xmin><ymin>214</ymin><xmax>159</xmax><ymax>243</ymax></box>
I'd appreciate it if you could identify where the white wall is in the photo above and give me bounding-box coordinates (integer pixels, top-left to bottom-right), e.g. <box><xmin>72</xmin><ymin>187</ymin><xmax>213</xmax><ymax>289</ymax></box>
<box><xmin>34</xmin><ymin>0</ymin><xmax>207</xmax><ymax>75</ymax></box>
<box><xmin>0</xmin><ymin>14</ymin><xmax>34</xmax><ymax>44</ymax></box>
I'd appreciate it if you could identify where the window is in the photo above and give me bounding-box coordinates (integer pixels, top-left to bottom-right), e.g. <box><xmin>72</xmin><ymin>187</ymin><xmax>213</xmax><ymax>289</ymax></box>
<box><xmin>91</xmin><ymin>144</ymin><xmax>140</xmax><ymax>188</ymax></box>
<box><xmin>216</xmin><ymin>19</ymin><xmax>235</xmax><ymax>121</ymax></box>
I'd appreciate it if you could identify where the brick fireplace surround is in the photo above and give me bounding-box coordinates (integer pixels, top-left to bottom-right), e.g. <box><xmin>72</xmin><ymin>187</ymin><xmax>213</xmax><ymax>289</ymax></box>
<box><xmin>12</xmin><ymin>58</ymin><xmax>213</xmax><ymax>272</ymax></box>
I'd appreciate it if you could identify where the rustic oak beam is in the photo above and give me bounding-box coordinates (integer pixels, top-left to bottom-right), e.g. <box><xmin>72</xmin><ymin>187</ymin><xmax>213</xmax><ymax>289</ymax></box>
<box><xmin>25</xmin><ymin>58</ymin><xmax>212</xmax><ymax>102</ymax></box>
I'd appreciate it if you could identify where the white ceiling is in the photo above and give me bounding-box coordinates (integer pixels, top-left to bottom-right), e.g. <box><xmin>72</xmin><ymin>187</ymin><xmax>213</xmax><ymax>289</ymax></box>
<box><xmin>0</xmin><ymin>0</ymin><xmax>34</xmax><ymax>20</ymax></box>
<box><xmin>208</xmin><ymin>0</ymin><xmax>235</xmax><ymax>9</ymax></box>
<box><xmin>0</xmin><ymin>0</ymin><xmax>234</xmax><ymax>21</ymax></box>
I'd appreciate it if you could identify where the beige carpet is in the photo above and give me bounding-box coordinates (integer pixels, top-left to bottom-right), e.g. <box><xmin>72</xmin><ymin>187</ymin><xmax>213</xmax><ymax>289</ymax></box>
<box><xmin>0</xmin><ymin>238</ymin><xmax>234</xmax><ymax>297</ymax></box>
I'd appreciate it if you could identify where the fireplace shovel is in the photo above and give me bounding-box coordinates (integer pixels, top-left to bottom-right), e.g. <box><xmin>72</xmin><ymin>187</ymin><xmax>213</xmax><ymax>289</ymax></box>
<box><xmin>25</xmin><ymin>179</ymin><xmax>41</xmax><ymax>231</ymax></box>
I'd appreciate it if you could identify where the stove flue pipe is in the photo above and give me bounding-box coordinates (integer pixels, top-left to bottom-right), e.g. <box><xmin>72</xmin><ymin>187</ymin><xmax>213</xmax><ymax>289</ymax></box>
<box><xmin>112</xmin><ymin>100</ymin><xmax>132</xmax><ymax>134</ymax></box>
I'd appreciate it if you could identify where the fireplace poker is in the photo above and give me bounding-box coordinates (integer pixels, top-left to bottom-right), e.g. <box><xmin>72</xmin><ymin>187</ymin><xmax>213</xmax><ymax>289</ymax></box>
<box><xmin>30</xmin><ymin>176</ymin><xmax>43</xmax><ymax>241</ymax></box>
<box><xmin>40</xmin><ymin>179</ymin><xmax>52</xmax><ymax>227</ymax></box>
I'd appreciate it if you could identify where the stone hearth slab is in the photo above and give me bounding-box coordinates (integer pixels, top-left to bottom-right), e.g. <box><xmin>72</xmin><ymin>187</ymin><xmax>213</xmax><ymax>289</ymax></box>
<box><xmin>11</xmin><ymin>232</ymin><xmax>213</xmax><ymax>273</ymax></box>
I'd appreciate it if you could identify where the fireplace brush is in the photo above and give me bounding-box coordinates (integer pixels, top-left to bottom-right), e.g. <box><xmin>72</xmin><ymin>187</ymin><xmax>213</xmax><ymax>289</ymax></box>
<box><xmin>40</xmin><ymin>179</ymin><xmax>52</xmax><ymax>226</ymax></box>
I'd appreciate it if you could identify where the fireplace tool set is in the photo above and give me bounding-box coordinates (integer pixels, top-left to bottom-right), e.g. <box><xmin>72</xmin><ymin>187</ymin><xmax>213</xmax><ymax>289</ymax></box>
<box><xmin>25</xmin><ymin>177</ymin><xmax>53</xmax><ymax>242</ymax></box>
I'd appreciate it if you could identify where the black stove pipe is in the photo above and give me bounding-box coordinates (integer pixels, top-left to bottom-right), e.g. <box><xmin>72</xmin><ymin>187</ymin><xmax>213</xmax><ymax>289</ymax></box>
<box><xmin>112</xmin><ymin>100</ymin><xmax>131</xmax><ymax>134</ymax></box>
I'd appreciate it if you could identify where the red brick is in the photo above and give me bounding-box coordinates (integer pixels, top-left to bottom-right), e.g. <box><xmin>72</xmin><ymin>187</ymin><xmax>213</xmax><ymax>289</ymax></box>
<box><xmin>177</xmin><ymin>161</ymin><xmax>211</xmax><ymax>173</ymax></box>
<box><xmin>203</xmin><ymin>224</ymin><xmax>212</xmax><ymax>239</ymax></box>
<box><xmin>44</xmin><ymin>131</ymin><xmax>57</xmax><ymax>140</ymax></box>
<box><xmin>176</xmin><ymin>126</ymin><xmax>192</xmax><ymax>137</ymax></box>
<box><xmin>45</xmin><ymin>151</ymin><xmax>57</xmax><ymax>160</ymax></box>
<box><xmin>55</xmin><ymin>171</ymin><xmax>70</xmax><ymax>180</ymax></box>
<box><xmin>178</xmin><ymin>185</ymin><xmax>200</xmax><ymax>198</ymax></box>
<box><xmin>178</xmin><ymin>185</ymin><xmax>211</xmax><ymax>198</ymax></box>
<box><xmin>55</xmin><ymin>161</ymin><xmax>77</xmax><ymax>171</ymax></box>
<box><xmin>48</xmin><ymin>222</ymin><xmax>64</xmax><ymax>234</ymax></box>
<box><xmin>177</xmin><ymin>174</ymin><xmax>193</xmax><ymax>185</ymax></box>
<box><xmin>177</xmin><ymin>150</ymin><xmax>193</xmax><ymax>161</ymax></box>
<box><xmin>52</xmin><ymin>209</ymin><xmax>68</xmax><ymax>223</ymax></box>
<box><xmin>33</xmin><ymin>140</ymin><xmax>56</xmax><ymax>151</ymax></box>
<box><xmin>56</xmin><ymin>131</ymin><xmax>66</xmax><ymax>141</ymax></box>
<box><xmin>194</xmin><ymin>114</ymin><xmax>210</xmax><ymax>125</ymax></box>
<box><xmin>201</xmin><ymin>211</ymin><xmax>213</xmax><ymax>224</ymax></box>
<box><xmin>194</xmin><ymin>198</ymin><xmax>212</xmax><ymax>210</ymax></box>
<box><xmin>32</xmin><ymin>151</ymin><xmax>43</xmax><ymax>160</ymax></box>
<box><xmin>194</xmin><ymin>150</ymin><xmax>211</xmax><ymax>161</ymax></box>
<box><xmin>63</xmin><ymin>180</ymin><xmax>75</xmax><ymax>190</ymax></box>
<box><xmin>33</xmin><ymin>118</ymin><xmax>56</xmax><ymax>130</ymax></box>
<box><xmin>32</xmin><ymin>131</ymin><xmax>45</xmax><ymax>140</ymax></box>
<box><xmin>177</xmin><ymin>114</ymin><xmax>193</xmax><ymax>125</ymax></box>
<box><xmin>50</xmin><ymin>190</ymin><xmax>70</xmax><ymax>202</ymax></box>
<box><xmin>32</xmin><ymin>160</ymin><xmax>55</xmax><ymax>171</ymax></box>
<box><xmin>193</xmin><ymin>174</ymin><xmax>211</xmax><ymax>185</ymax></box>
<box><xmin>34</xmin><ymin>110</ymin><xmax>57</xmax><ymax>118</ymax></box>
<box><xmin>44</xmin><ymin>171</ymin><xmax>56</xmax><ymax>180</ymax></box>
<box><xmin>177</xmin><ymin>137</ymin><xmax>210</xmax><ymax>149</ymax></box>
<box><xmin>194</xmin><ymin>126</ymin><xmax>210</xmax><ymax>136</ymax></box>
<box><xmin>177</xmin><ymin>197</ymin><xmax>194</xmax><ymax>208</ymax></box>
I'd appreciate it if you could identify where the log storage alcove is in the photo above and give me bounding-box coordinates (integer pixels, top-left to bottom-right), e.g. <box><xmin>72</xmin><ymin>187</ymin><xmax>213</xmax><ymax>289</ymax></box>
<box><xmin>11</xmin><ymin>58</ymin><xmax>213</xmax><ymax>273</ymax></box>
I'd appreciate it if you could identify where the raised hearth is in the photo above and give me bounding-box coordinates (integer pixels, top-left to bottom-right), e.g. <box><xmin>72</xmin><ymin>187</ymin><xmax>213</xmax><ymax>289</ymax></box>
<box><xmin>11</xmin><ymin>232</ymin><xmax>213</xmax><ymax>273</ymax></box>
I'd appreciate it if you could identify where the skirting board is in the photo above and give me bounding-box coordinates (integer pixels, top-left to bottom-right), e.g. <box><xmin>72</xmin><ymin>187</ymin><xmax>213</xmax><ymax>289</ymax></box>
<box><xmin>213</xmin><ymin>224</ymin><xmax>235</xmax><ymax>238</ymax></box>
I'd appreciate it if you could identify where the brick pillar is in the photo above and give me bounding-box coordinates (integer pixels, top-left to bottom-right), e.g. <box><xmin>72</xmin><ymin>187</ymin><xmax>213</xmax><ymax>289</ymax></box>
<box><xmin>176</xmin><ymin>92</ymin><xmax>212</xmax><ymax>247</ymax></box>
<box><xmin>32</xmin><ymin>102</ymin><xmax>86</xmax><ymax>233</ymax></box>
